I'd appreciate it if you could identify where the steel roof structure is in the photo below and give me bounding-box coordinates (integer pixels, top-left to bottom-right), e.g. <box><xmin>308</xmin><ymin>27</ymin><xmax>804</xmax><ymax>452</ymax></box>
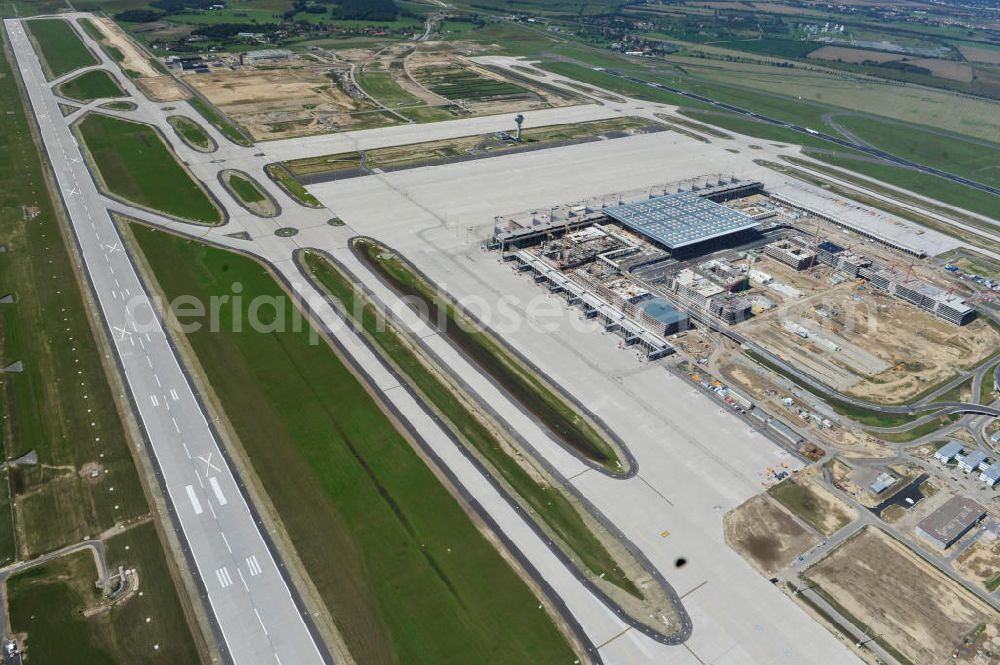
<box><xmin>604</xmin><ymin>191</ymin><xmax>759</xmax><ymax>250</ymax></box>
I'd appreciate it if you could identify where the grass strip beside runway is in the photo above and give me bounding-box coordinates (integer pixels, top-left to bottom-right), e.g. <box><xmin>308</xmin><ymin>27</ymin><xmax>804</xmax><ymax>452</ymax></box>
<box><xmin>56</xmin><ymin>69</ymin><xmax>125</xmax><ymax>102</ymax></box>
<box><xmin>25</xmin><ymin>18</ymin><xmax>98</xmax><ymax>79</ymax></box>
<box><xmin>0</xmin><ymin>31</ymin><xmax>149</xmax><ymax>558</ymax></box>
<box><xmin>7</xmin><ymin>528</ymin><xmax>200</xmax><ymax>665</ymax></box>
<box><xmin>128</xmin><ymin>225</ymin><xmax>580</xmax><ymax>665</ymax></box>
<box><xmin>354</xmin><ymin>239</ymin><xmax>628</xmax><ymax>474</ymax></box>
<box><xmin>187</xmin><ymin>95</ymin><xmax>251</xmax><ymax>147</ymax></box>
<box><xmin>75</xmin><ymin>114</ymin><xmax>222</xmax><ymax>224</ymax></box>
<box><xmin>301</xmin><ymin>250</ymin><xmax>641</xmax><ymax>597</ymax></box>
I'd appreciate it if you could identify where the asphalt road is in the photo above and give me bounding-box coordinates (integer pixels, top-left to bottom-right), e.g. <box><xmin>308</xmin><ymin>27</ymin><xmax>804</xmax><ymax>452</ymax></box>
<box><xmin>4</xmin><ymin>18</ymin><xmax>329</xmax><ymax>665</ymax></box>
<box><xmin>598</xmin><ymin>67</ymin><xmax>1000</xmax><ymax>199</ymax></box>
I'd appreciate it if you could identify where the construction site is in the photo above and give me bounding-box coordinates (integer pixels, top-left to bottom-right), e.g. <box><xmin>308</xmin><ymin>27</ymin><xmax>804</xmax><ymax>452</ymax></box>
<box><xmin>489</xmin><ymin>176</ymin><xmax>999</xmax><ymax>406</ymax></box>
<box><xmin>176</xmin><ymin>43</ymin><xmax>580</xmax><ymax>141</ymax></box>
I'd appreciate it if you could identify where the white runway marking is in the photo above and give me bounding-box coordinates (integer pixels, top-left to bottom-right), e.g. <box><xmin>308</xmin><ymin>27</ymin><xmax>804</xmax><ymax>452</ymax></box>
<box><xmin>216</xmin><ymin>566</ymin><xmax>233</xmax><ymax>589</ymax></box>
<box><xmin>220</xmin><ymin>532</ymin><xmax>232</xmax><ymax>554</ymax></box>
<box><xmin>169</xmin><ymin>388</ymin><xmax>179</xmax><ymax>401</ymax></box>
<box><xmin>184</xmin><ymin>485</ymin><xmax>203</xmax><ymax>515</ymax></box>
<box><xmin>149</xmin><ymin>394</ymin><xmax>159</xmax><ymax>407</ymax></box>
<box><xmin>209</xmin><ymin>476</ymin><xmax>228</xmax><ymax>506</ymax></box>
<box><xmin>254</xmin><ymin>608</ymin><xmax>268</xmax><ymax>635</ymax></box>
<box><xmin>238</xmin><ymin>568</ymin><xmax>250</xmax><ymax>592</ymax></box>
<box><xmin>246</xmin><ymin>555</ymin><xmax>262</xmax><ymax>577</ymax></box>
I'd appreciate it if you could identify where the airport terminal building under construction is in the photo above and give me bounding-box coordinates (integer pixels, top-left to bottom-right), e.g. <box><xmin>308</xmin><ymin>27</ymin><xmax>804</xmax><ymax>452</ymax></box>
<box><xmin>490</xmin><ymin>178</ymin><xmax>978</xmax><ymax>361</ymax></box>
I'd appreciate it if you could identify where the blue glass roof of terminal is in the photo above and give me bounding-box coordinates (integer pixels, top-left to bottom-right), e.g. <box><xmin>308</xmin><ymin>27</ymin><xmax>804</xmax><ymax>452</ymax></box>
<box><xmin>604</xmin><ymin>191</ymin><xmax>759</xmax><ymax>250</ymax></box>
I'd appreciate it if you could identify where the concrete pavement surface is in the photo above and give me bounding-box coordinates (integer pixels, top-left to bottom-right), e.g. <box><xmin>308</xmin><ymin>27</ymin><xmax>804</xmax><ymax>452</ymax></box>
<box><xmin>5</xmin><ymin>17</ymin><xmax>328</xmax><ymax>665</ymax></box>
<box><xmin>16</xmin><ymin>16</ymin><xmax>998</xmax><ymax>665</ymax></box>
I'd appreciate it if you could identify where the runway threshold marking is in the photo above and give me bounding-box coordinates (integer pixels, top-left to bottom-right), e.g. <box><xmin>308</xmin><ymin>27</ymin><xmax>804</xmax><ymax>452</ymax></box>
<box><xmin>184</xmin><ymin>485</ymin><xmax>203</xmax><ymax>515</ymax></box>
<box><xmin>216</xmin><ymin>566</ymin><xmax>233</xmax><ymax>589</ymax></box>
<box><xmin>208</xmin><ymin>476</ymin><xmax>228</xmax><ymax>506</ymax></box>
<box><xmin>246</xmin><ymin>555</ymin><xmax>262</xmax><ymax>576</ymax></box>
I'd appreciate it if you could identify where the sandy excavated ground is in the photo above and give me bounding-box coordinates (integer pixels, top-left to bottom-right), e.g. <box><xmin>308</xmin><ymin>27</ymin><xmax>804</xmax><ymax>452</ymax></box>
<box><xmin>809</xmin><ymin>527</ymin><xmax>1000</xmax><ymax>664</ymax></box>
<box><xmin>92</xmin><ymin>17</ymin><xmax>187</xmax><ymax>102</ymax></box>
<box><xmin>956</xmin><ymin>537</ymin><xmax>1000</xmax><ymax>588</ymax></box>
<box><xmin>183</xmin><ymin>63</ymin><xmax>386</xmax><ymax>140</ymax></box>
<box><xmin>724</xmin><ymin>493</ymin><xmax>818</xmax><ymax>576</ymax></box>
<box><xmin>743</xmin><ymin>278</ymin><xmax>1000</xmax><ymax>403</ymax></box>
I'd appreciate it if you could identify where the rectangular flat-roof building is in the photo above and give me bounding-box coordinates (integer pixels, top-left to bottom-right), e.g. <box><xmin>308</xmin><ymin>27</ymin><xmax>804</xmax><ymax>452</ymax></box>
<box><xmin>604</xmin><ymin>191</ymin><xmax>760</xmax><ymax>257</ymax></box>
<box><xmin>935</xmin><ymin>440</ymin><xmax>964</xmax><ymax>463</ymax></box>
<box><xmin>915</xmin><ymin>496</ymin><xmax>986</xmax><ymax>549</ymax></box>
<box><xmin>639</xmin><ymin>297</ymin><xmax>689</xmax><ymax>335</ymax></box>
<box><xmin>958</xmin><ymin>451</ymin><xmax>988</xmax><ymax>473</ymax></box>
<box><xmin>981</xmin><ymin>461</ymin><xmax>1000</xmax><ymax>487</ymax></box>
<box><xmin>869</xmin><ymin>472</ymin><xmax>897</xmax><ymax>495</ymax></box>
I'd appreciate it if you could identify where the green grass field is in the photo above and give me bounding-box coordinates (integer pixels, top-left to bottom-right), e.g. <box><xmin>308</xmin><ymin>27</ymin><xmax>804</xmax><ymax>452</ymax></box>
<box><xmin>834</xmin><ymin>116</ymin><xmax>1000</xmax><ymax>190</ymax></box>
<box><xmin>226</xmin><ymin>172</ymin><xmax>266</xmax><ymax>203</ymax></box>
<box><xmin>25</xmin><ymin>18</ymin><xmax>98</xmax><ymax>79</ymax></box>
<box><xmin>127</xmin><ymin>225</ymin><xmax>579</xmax><ymax>665</ymax></box>
<box><xmin>0</xmin><ymin>34</ymin><xmax>148</xmax><ymax>558</ymax></box>
<box><xmin>356</xmin><ymin>69</ymin><xmax>425</xmax><ymax>108</ymax></box>
<box><xmin>768</xmin><ymin>478</ymin><xmax>849</xmax><ymax>536</ymax></box>
<box><xmin>418</xmin><ymin>66</ymin><xmax>531</xmax><ymax>102</ymax></box>
<box><xmin>187</xmin><ymin>95</ymin><xmax>251</xmax><ymax>146</ymax></box>
<box><xmin>6</xmin><ymin>529</ymin><xmax>200</xmax><ymax>665</ymax></box>
<box><xmin>355</xmin><ymin>239</ymin><xmax>627</xmax><ymax>474</ymax></box>
<box><xmin>0</xmin><ymin>471</ymin><xmax>14</xmax><ymax>566</ymax></box>
<box><xmin>56</xmin><ymin>70</ymin><xmax>126</xmax><ymax>102</ymax></box>
<box><xmin>265</xmin><ymin>163</ymin><xmax>323</xmax><ymax>207</ymax></box>
<box><xmin>812</xmin><ymin>152</ymin><xmax>1000</xmax><ymax>223</ymax></box>
<box><xmin>167</xmin><ymin>115</ymin><xmax>213</xmax><ymax>151</ymax></box>
<box><xmin>76</xmin><ymin>114</ymin><xmax>222</xmax><ymax>224</ymax></box>
<box><xmin>301</xmin><ymin>250</ymin><xmax>640</xmax><ymax>596</ymax></box>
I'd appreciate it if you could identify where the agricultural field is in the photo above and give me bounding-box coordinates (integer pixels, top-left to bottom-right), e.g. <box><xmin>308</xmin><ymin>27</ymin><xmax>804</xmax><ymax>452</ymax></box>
<box><xmin>284</xmin><ymin>117</ymin><xmax>665</xmax><ymax>181</ymax></box>
<box><xmin>408</xmin><ymin>53</ymin><xmax>551</xmax><ymax>115</ymax></box>
<box><xmin>25</xmin><ymin>18</ymin><xmax>98</xmax><ymax>79</ymax></box>
<box><xmin>768</xmin><ymin>471</ymin><xmax>855</xmax><ymax>537</ymax></box>
<box><xmin>74</xmin><ymin>114</ymin><xmax>222</xmax><ymax>224</ymax></box>
<box><xmin>724</xmin><ymin>493</ymin><xmax>819</xmax><ymax>576</ymax></box>
<box><xmin>126</xmin><ymin>224</ymin><xmax>580</xmax><ymax>665</ymax></box>
<box><xmin>56</xmin><ymin>70</ymin><xmax>126</xmax><ymax>102</ymax></box>
<box><xmin>807</xmin><ymin>527</ymin><xmax>1000</xmax><ymax>665</ymax></box>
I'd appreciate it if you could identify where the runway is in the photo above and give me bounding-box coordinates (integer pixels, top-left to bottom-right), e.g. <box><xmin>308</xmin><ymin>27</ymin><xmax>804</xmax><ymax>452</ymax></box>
<box><xmin>4</xmin><ymin>18</ymin><xmax>329</xmax><ymax>665</ymax></box>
